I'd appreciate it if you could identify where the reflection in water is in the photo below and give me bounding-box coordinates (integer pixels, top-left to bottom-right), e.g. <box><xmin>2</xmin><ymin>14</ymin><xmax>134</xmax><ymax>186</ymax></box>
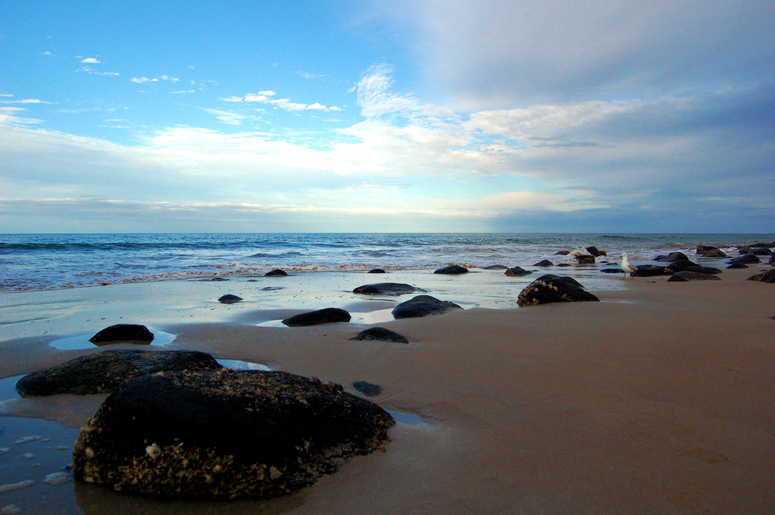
<box><xmin>215</xmin><ymin>359</ymin><xmax>272</xmax><ymax>371</ymax></box>
<box><xmin>49</xmin><ymin>329</ymin><xmax>177</xmax><ymax>350</ymax></box>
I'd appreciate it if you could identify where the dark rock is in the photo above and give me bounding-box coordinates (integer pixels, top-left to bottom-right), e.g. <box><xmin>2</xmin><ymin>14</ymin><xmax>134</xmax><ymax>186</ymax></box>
<box><xmin>572</xmin><ymin>254</ymin><xmax>596</xmax><ymax>264</ymax></box>
<box><xmin>667</xmin><ymin>260</ymin><xmax>700</xmax><ymax>271</ymax></box>
<box><xmin>556</xmin><ymin>263</ymin><xmax>572</xmax><ymax>267</ymax></box>
<box><xmin>282</xmin><ymin>308</ymin><xmax>351</xmax><ymax>327</ymax></box>
<box><xmin>770</xmin><ymin>255</ymin><xmax>775</xmax><ymax>264</ymax></box>
<box><xmin>265</xmin><ymin>269</ymin><xmax>288</xmax><ymax>277</ymax></box>
<box><xmin>727</xmin><ymin>263</ymin><xmax>749</xmax><ymax>269</ymax></box>
<box><xmin>89</xmin><ymin>324</ymin><xmax>154</xmax><ymax>345</ymax></box>
<box><xmin>351</xmin><ymin>327</ymin><xmax>408</xmax><ymax>344</ymax></box>
<box><xmin>16</xmin><ymin>350</ymin><xmax>221</xmax><ymax>397</ymax></box>
<box><xmin>684</xmin><ymin>266</ymin><xmax>722</xmax><ymax>275</ymax></box>
<box><xmin>352</xmin><ymin>381</ymin><xmax>382</xmax><ymax>397</ymax></box>
<box><xmin>392</xmin><ymin>295</ymin><xmax>462</xmax><ymax>319</ymax></box>
<box><xmin>747</xmin><ymin>270</ymin><xmax>775</xmax><ymax>283</ymax></box>
<box><xmin>517</xmin><ymin>274</ymin><xmax>599</xmax><ymax>307</ymax></box>
<box><xmin>600</xmin><ymin>268</ymin><xmax>624</xmax><ymax>274</ymax></box>
<box><xmin>654</xmin><ymin>252</ymin><xmax>690</xmax><ymax>263</ymax></box>
<box><xmin>533</xmin><ymin>260</ymin><xmax>554</xmax><ymax>267</ymax></box>
<box><xmin>218</xmin><ymin>294</ymin><xmax>243</xmax><ymax>304</ymax></box>
<box><xmin>668</xmin><ymin>271</ymin><xmax>722</xmax><ymax>282</ymax></box>
<box><xmin>483</xmin><ymin>265</ymin><xmax>508</xmax><ymax>270</ymax></box>
<box><xmin>632</xmin><ymin>265</ymin><xmax>675</xmax><ymax>277</ymax></box>
<box><xmin>72</xmin><ymin>369</ymin><xmax>394</xmax><ymax>499</ymax></box>
<box><xmin>352</xmin><ymin>283</ymin><xmax>421</xmax><ymax>295</ymax></box>
<box><xmin>505</xmin><ymin>266</ymin><xmax>531</xmax><ymax>277</ymax></box>
<box><xmin>555</xmin><ymin>250</ymin><xmax>571</xmax><ymax>256</ymax></box>
<box><xmin>696</xmin><ymin>245</ymin><xmax>727</xmax><ymax>258</ymax></box>
<box><xmin>729</xmin><ymin>254</ymin><xmax>761</xmax><ymax>265</ymax></box>
<box><xmin>367</xmin><ymin>268</ymin><xmax>386</xmax><ymax>274</ymax></box>
<box><xmin>585</xmin><ymin>246</ymin><xmax>607</xmax><ymax>257</ymax></box>
<box><xmin>434</xmin><ymin>265</ymin><xmax>469</xmax><ymax>275</ymax></box>
<box><xmin>749</xmin><ymin>248</ymin><xmax>773</xmax><ymax>256</ymax></box>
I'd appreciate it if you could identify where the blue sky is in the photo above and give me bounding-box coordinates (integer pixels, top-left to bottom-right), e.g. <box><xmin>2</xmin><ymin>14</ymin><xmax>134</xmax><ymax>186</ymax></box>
<box><xmin>1</xmin><ymin>0</ymin><xmax>773</xmax><ymax>233</ymax></box>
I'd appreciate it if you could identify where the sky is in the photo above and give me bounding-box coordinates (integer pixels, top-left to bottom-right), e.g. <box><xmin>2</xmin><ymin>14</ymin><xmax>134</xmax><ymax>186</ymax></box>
<box><xmin>1</xmin><ymin>0</ymin><xmax>773</xmax><ymax>233</ymax></box>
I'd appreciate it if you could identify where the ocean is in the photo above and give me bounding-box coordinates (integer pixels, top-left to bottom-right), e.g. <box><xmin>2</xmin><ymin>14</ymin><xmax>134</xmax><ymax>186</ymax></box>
<box><xmin>1</xmin><ymin>233</ymin><xmax>772</xmax><ymax>293</ymax></box>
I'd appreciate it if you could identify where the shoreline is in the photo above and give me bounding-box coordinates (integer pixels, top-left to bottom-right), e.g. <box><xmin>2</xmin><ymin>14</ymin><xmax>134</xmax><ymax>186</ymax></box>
<box><xmin>1</xmin><ymin>266</ymin><xmax>774</xmax><ymax>513</ymax></box>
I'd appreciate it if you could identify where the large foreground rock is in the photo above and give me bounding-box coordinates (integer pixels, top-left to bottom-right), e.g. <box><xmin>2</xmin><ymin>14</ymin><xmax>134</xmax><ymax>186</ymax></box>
<box><xmin>89</xmin><ymin>324</ymin><xmax>154</xmax><ymax>345</ymax></box>
<box><xmin>73</xmin><ymin>369</ymin><xmax>394</xmax><ymax>499</ymax></box>
<box><xmin>16</xmin><ymin>350</ymin><xmax>221</xmax><ymax>396</ymax></box>
<box><xmin>392</xmin><ymin>295</ymin><xmax>462</xmax><ymax>319</ymax></box>
<box><xmin>517</xmin><ymin>275</ymin><xmax>599</xmax><ymax>307</ymax></box>
<box><xmin>352</xmin><ymin>283</ymin><xmax>421</xmax><ymax>295</ymax></box>
<box><xmin>282</xmin><ymin>308</ymin><xmax>351</xmax><ymax>327</ymax></box>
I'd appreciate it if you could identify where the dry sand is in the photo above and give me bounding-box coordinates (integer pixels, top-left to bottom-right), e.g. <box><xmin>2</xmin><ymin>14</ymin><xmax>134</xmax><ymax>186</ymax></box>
<box><xmin>1</xmin><ymin>268</ymin><xmax>774</xmax><ymax>514</ymax></box>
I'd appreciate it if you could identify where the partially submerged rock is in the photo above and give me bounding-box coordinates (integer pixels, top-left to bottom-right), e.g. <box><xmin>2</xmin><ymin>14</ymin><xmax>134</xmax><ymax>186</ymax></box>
<box><xmin>697</xmin><ymin>245</ymin><xmax>727</xmax><ymax>258</ymax></box>
<box><xmin>668</xmin><ymin>271</ymin><xmax>722</xmax><ymax>282</ymax></box>
<box><xmin>748</xmin><ymin>270</ymin><xmax>775</xmax><ymax>283</ymax></box>
<box><xmin>505</xmin><ymin>266</ymin><xmax>531</xmax><ymax>277</ymax></box>
<box><xmin>282</xmin><ymin>308</ymin><xmax>351</xmax><ymax>327</ymax></box>
<box><xmin>572</xmin><ymin>254</ymin><xmax>596</xmax><ymax>264</ymax></box>
<box><xmin>654</xmin><ymin>252</ymin><xmax>690</xmax><ymax>263</ymax></box>
<box><xmin>367</xmin><ymin>268</ymin><xmax>386</xmax><ymax>274</ymax></box>
<box><xmin>517</xmin><ymin>275</ymin><xmax>599</xmax><ymax>307</ymax></box>
<box><xmin>218</xmin><ymin>294</ymin><xmax>243</xmax><ymax>304</ymax></box>
<box><xmin>89</xmin><ymin>324</ymin><xmax>154</xmax><ymax>345</ymax></box>
<box><xmin>352</xmin><ymin>283</ymin><xmax>421</xmax><ymax>295</ymax></box>
<box><xmin>534</xmin><ymin>260</ymin><xmax>554</xmax><ymax>267</ymax></box>
<box><xmin>434</xmin><ymin>265</ymin><xmax>468</xmax><ymax>275</ymax></box>
<box><xmin>585</xmin><ymin>246</ymin><xmax>607</xmax><ymax>257</ymax></box>
<box><xmin>73</xmin><ymin>369</ymin><xmax>394</xmax><ymax>499</ymax></box>
<box><xmin>392</xmin><ymin>295</ymin><xmax>462</xmax><ymax>319</ymax></box>
<box><xmin>265</xmin><ymin>269</ymin><xmax>288</xmax><ymax>277</ymax></box>
<box><xmin>483</xmin><ymin>264</ymin><xmax>508</xmax><ymax>270</ymax></box>
<box><xmin>16</xmin><ymin>350</ymin><xmax>221</xmax><ymax>397</ymax></box>
<box><xmin>351</xmin><ymin>327</ymin><xmax>408</xmax><ymax>344</ymax></box>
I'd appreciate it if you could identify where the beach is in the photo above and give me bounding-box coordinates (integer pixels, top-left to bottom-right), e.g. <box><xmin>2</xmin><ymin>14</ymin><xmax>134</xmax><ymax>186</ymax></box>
<box><xmin>1</xmin><ymin>256</ymin><xmax>774</xmax><ymax>513</ymax></box>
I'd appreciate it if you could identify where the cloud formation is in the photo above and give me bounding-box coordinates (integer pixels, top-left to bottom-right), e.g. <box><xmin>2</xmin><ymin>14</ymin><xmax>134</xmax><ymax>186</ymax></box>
<box><xmin>224</xmin><ymin>90</ymin><xmax>341</xmax><ymax>112</ymax></box>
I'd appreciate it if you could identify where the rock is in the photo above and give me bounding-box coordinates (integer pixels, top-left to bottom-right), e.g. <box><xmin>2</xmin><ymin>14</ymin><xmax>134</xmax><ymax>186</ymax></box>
<box><xmin>392</xmin><ymin>295</ymin><xmax>462</xmax><ymax>319</ymax></box>
<box><xmin>585</xmin><ymin>246</ymin><xmax>607</xmax><ymax>257</ymax></box>
<box><xmin>89</xmin><ymin>324</ymin><xmax>154</xmax><ymax>345</ymax></box>
<box><xmin>483</xmin><ymin>265</ymin><xmax>508</xmax><ymax>270</ymax></box>
<box><xmin>504</xmin><ymin>266</ymin><xmax>531</xmax><ymax>277</ymax></box>
<box><xmin>696</xmin><ymin>245</ymin><xmax>727</xmax><ymax>258</ymax></box>
<box><xmin>684</xmin><ymin>266</ymin><xmax>722</xmax><ymax>275</ymax></box>
<box><xmin>517</xmin><ymin>275</ymin><xmax>599</xmax><ymax>307</ymax></box>
<box><xmin>72</xmin><ymin>369</ymin><xmax>394</xmax><ymax>499</ymax></box>
<box><xmin>600</xmin><ymin>268</ymin><xmax>624</xmax><ymax>274</ymax></box>
<box><xmin>747</xmin><ymin>270</ymin><xmax>775</xmax><ymax>283</ymax></box>
<box><xmin>667</xmin><ymin>260</ymin><xmax>700</xmax><ymax>271</ymax></box>
<box><xmin>750</xmin><ymin>248</ymin><xmax>773</xmax><ymax>256</ymax></box>
<box><xmin>727</xmin><ymin>263</ymin><xmax>749</xmax><ymax>269</ymax></box>
<box><xmin>668</xmin><ymin>271</ymin><xmax>722</xmax><ymax>282</ymax></box>
<box><xmin>654</xmin><ymin>252</ymin><xmax>690</xmax><ymax>263</ymax></box>
<box><xmin>282</xmin><ymin>308</ymin><xmax>351</xmax><ymax>327</ymax></box>
<box><xmin>15</xmin><ymin>350</ymin><xmax>222</xmax><ymax>397</ymax></box>
<box><xmin>351</xmin><ymin>327</ymin><xmax>409</xmax><ymax>344</ymax></box>
<box><xmin>533</xmin><ymin>260</ymin><xmax>554</xmax><ymax>267</ymax></box>
<box><xmin>367</xmin><ymin>268</ymin><xmax>386</xmax><ymax>274</ymax></box>
<box><xmin>632</xmin><ymin>265</ymin><xmax>675</xmax><ymax>277</ymax></box>
<box><xmin>352</xmin><ymin>381</ymin><xmax>382</xmax><ymax>397</ymax></box>
<box><xmin>264</xmin><ymin>269</ymin><xmax>288</xmax><ymax>277</ymax></box>
<box><xmin>729</xmin><ymin>254</ymin><xmax>761</xmax><ymax>265</ymax></box>
<box><xmin>770</xmin><ymin>255</ymin><xmax>775</xmax><ymax>264</ymax></box>
<box><xmin>434</xmin><ymin>265</ymin><xmax>468</xmax><ymax>275</ymax></box>
<box><xmin>218</xmin><ymin>294</ymin><xmax>242</xmax><ymax>304</ymax></box>
<box><xmin>555</xmin><ymin>250</ymin><xmax>571</xmax><ymax>256</ymax></box>
<box><xmin>572</xmin><ymin>254</ymin><xmax>596</xmax><ymax>264</ymax></box>
<box><xmin>352</xmin><ymin>283</ymin><xmax>421</xmax><ymax>295</ymax></box>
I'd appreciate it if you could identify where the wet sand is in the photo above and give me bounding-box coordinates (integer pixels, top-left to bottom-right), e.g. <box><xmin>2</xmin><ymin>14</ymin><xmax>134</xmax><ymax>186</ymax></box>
<box><xmin>1</xmin><ymin>267</ymin><xmax>775</xmax><ymax>513</ymax></box>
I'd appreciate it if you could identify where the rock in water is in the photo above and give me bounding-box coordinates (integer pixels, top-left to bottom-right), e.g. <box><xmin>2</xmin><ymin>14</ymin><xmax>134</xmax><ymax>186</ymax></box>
<box><xmin>434</xmin><ymin>265</ymin><xmax>468</xmax><ymax>275</ymax></box>
<box><xmin>533</xmin><ymin>260</ymin><xmax>554</xmax><ymax>267</ymax></box>
<box><xmin>282</xmin><ymin>308</ymin><xmax>351</xmax><ymax>327</ymax></box>
<box><xmin>392</xmin><ymin>295</ymin><xmax>462</xmax><ymax>319</ymax></box>
<box><xmin>367</xmin><ymin>268</ymin><xmax>386</xmax><ymax>274</ymax></box>
<box><xmin>265</xmin><ymin>269</ymin><xmax>288</xmax><ymax>277</ymax></box>
<box><xmin>504</xmin><ymin>266</ymin><xmax>531</xmax><ymax>277</ymax></box>
<box><xmin>517</xmin><ymin>274</ymin><xmax>599</xmax><ymax>307</ymax></box>
<box><xmin>89</xmin><ymin>324</ymin><xmax>154</xmax><ymax>345</ymax></box>
<box><xmin>352</xmin><ymin>283</ymin><xmax>421</xmax><ymax>295</ymax></box>
<box><xmin>218</xmin><ymin>294</ymin><xmax>243</xmax><ymax>304</ymax></box>
<box><xmin>15</xmin><ymin>350</ymin><xmax>222</xmax><ymax>396</ymax></box>
<box><xmin>351</xmin><ymin>327</ymin><xmax>409</xmax><ymax>343</ymax></box>
<box><xmin>697</xmin><ymin>245</ymin><xmax>727</xmax><ymax>258</ymax></box>
<box><xmin>73</xmin><ymin>369</ymin><xmax>394</xmax><ymax>499</ymax></box>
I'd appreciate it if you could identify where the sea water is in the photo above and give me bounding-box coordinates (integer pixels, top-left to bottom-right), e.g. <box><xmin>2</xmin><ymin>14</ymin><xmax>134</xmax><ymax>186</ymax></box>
<box><xmin>2</xmin><ymin>233</ymin><xmax>771</xmax><ymax>292</ymax></box>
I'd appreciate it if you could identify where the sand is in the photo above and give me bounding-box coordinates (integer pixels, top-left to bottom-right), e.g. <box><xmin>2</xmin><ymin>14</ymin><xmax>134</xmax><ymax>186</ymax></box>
<box><xmin>1</xmin><ymin>267</ymin><xmax>775</xmax><ymax>514</ymax></box>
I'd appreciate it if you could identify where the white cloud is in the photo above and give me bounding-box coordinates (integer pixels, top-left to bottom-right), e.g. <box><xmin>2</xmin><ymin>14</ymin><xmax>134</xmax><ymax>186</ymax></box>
<box><xmin>160</xmin><ymin>75</ymin><xmax>180</xmax><ymax>82</ymax></box>
<box><xmin>226</xmin><ymin>91</ymin><xmax>339</xmax><ymax>113</ymax></box>
<box><xmin>356</xmin><ymin>64</ymin><xmax>421</xmax><ymax>117</ymax></box>
<box><xmin>1</xmin><ymin>99</ymin><xmax>55</xmax><ymax>104</ymax></box>
<box><xmin>0</xmin><ymin>94</ymin><xmax>13</xmax><ymax>97</ymax></box>
<box><xmin>130</xmin><ymin>77</ymin><xmax>159</xmax><ymax>84</ymax></box>
<box><xmin>81</xmin><ymin>57</ymin><xmax>101</xmax><ymax>64</ymax></box>
<box><xmin>200</xmin><ymin>108</ymin><xmax>249</xmax><ymax>126</ymax></box>
<box><xmin>171</xmin><ymin>90</ymin><xmax>196</xmax><ymax>94</ymax></box>
<box><xmin>78</xmin><ymin>66</ymin><xmax>119</xmax><ymax>76</ymax></box>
